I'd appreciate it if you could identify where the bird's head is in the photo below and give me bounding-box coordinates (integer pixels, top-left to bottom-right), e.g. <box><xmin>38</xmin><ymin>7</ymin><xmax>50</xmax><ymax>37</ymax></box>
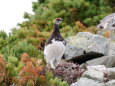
<box><xmin>54</xmin><ymin>18</ymin><xmax>62</xmax><ymax>25</ymax></box>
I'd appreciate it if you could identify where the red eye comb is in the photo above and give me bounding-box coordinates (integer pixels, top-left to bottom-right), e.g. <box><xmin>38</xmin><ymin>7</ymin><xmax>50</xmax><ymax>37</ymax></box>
<box><xmin>55</xmin><ymin>18</ymin><xmax>62</xmax><ymax>21</ymax></box>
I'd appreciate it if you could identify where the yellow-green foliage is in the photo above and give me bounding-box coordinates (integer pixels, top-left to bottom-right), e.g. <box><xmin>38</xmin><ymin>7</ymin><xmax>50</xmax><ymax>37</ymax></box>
<box><xmin>0</xmin><ymin>55</ymin><xmax>6</xmax><ymax>83</ymax></box>
<box><xmin>8</xmin><ymin>56</ymin><xmax>19</xmax><ymax>66</ymax></box>
<box><xmin>1</xmin><ymin>40</ymin><xmax>44</xmax><ymax>60</ymax></box>
<box><xmin>0</xmin><ymin>31</ymin><xmax>7</xmax><ymax>50</ymax></box>
<box><xmin>29</xmin><ymin>0</ymin><xmax>113</xmax><ymax>29</ymax></box>
<box><xmin>45</xmin><ymin>71</ymin><xmax>69</xmax><ymax>86</ymax></box>
<box><xmin>50</xmin><ymin>77</ymin><xmax>69</xmax><ymax>86</ymax></box>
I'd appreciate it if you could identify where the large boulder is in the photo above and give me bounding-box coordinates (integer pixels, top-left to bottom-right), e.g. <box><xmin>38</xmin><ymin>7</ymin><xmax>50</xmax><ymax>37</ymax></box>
<box><xmin>64</xmin><ymin>32</ymin><xmax>109</xmax><ymax>60</ymax></box>
<box><xmin>86</xmin><ymin>55</ymin><xmax>115</xmax><ymax>67</ymax></box>
<box><xmin>64</xmin><ymin>45</ymin><xmax>84</xmax><ymax>60</ymax></box>
<box><xmin>108</xmin><ymin>42</ymin><xmax>115</xmax><ymax>56</ymax></box>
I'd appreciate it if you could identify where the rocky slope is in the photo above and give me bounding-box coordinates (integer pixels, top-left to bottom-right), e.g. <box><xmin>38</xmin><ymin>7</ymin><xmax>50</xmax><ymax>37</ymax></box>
<box><xmin>52</xmin><ymin>31</ymin><xmax>115</xmax><ymax>86</ymax></box>
<box><xmin>62</xmin><ymin>13</ymin><xmax>115</xmax><ymax>86</ymax></box>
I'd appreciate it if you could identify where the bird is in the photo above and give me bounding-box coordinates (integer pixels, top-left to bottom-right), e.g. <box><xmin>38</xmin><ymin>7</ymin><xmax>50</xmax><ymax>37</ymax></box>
<box><xmin>44</xmin><ymin>18</ymin><xmax>66</xmax><ymax>69</ymax></box>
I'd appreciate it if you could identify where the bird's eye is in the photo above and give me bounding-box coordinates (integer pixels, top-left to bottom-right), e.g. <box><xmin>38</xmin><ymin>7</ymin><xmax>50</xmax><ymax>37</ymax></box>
<box><xmin>56</xmin><ymin>20</ymin><xmax>59</xmax><ymax>22</ymax></box>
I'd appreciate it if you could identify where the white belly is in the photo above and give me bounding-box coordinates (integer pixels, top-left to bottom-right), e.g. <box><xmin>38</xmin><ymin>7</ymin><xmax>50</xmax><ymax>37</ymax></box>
<box><xmin>44</xmin><ymin>39</ymin><xmax>66</xmax><ymax>68</ymax></box>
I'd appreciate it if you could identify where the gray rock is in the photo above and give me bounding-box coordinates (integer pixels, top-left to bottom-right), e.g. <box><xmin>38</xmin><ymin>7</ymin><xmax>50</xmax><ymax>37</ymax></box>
<box><xmin>64</xmin><ymin>45</ymin><xmax>84</xmax><ymax>60</ymax></box>
<box><xmin>82</xmin><ymin>65</ymin><xmax>106</xmax><ymax>82</ymax></box>
<box><xmin>87</xmin><ymin>65</ymin><xmax>107</xmax><ymax>71</ymax></box>
<box><xmin>108</xmin><ymin>42</ymin><xmax>115</xmax><ymax>56</ymax></box>
<box><xmin>65</xmin><ymin>32</ymin><xmax>109</xmax><ymax>60</ymax></box>
<box><xmin>84</xmin><ymin>66</ymin><xmax>115</xmax><ymax>80</ymax></box>
<box><xmin>71</xmin><ymin>65</ymin><xmax>115</xmax><ymax>86</ymax></box>
<box><xmin>96</xmin><ymin>13</ymin><xmax>115</xmax><ymax>40</ymax></box>
<box><xmin>107</xmin><ymin>68</ymin><xmax>115</xmax><ymax>79</ymax></box>
<box><xmin>105</xmin><ymin>80</ymin><xmax>115</xmax><ymax>86</ymax></box>
<box><xmin>70</xmin><ymin>78</ymin><xmax>104</xmax><ymax>86</ymax></box>
<box><xmin>86</xmin><ymin>56</ymin><xmax>115</xmax><ymax>67</ymax></box>
<box><xmin>97</xmin><ymin>13</ymin><xmax>115</xmax><ymax>30</ymax></box>
<box><xmin>70</xmin><ymin>65</ymin><xmax>115</xmax><ymax>86</ymax></box>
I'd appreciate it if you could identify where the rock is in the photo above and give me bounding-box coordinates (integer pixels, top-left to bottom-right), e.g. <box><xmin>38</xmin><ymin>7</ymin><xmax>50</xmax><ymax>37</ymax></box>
<box><xmin>70</xmin><ymin>65</ymin><xmax>115</xmax><ymax>86</ymax></box>
<box><xmin>105</xmin><ymin>80</ymin><xmax>115</xmax><ymax>86</ymax></box>
<box><xmin>84</xmin><ymin>65</ymin><xmax>115</xmax><ymax>80</ymax></box>
<box><xmin>107</xmin><ymin>68</ymin><xmax>115</xmax><ymax>79</ymax></box>
<box><xmin>64</xmin><ymin>45</ymin><xmax>84</xmax><ymax>60</ymax></box>
<box><xmin>70</xmin><ymin>78</ymin><xmax>104</xmax><ymax>86</ymax></box>
<box><xmin>65</xmin><ymin>32</ymin><xmax>109</xmax><ymax>60</ymax></box>
<box><xmin>87</xmin><ymin>65</ymin><xmax>107</xmax><ymax>71</ymax></box>
<box><xmin>108</xmin><ymin>42</ymin><xmax>115</xmax><ymax>56</ymax></box>
<box><xmin>96</xmin><ymin>13</ymin><xmax>115</xmax><ymax>40</ymax></box>
<box><xmin>82</xmin><ymin>65</ymin><xmax>106</xmax><ymax>82</ymax></box>
<box><xmin>86</xmin><ymin>55</ymin><xmax>115</xmax><ymax>67</ymax></box>
<box><xmin>97</xmin><ymin>13</ymin><xmax>115</xmax><ymax>30</ymax></box>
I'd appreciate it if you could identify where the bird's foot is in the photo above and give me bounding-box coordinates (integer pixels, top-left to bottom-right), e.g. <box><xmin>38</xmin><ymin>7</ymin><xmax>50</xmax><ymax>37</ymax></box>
<box><xmin>51</xmin><ymin>65</ymin><xmax>55</xmax><ymax>69</ymax></box>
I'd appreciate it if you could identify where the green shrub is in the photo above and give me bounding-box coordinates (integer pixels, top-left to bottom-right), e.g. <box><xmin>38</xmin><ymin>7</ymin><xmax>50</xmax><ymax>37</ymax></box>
<box><xmin>1</xmin><ymin>40</ymin><xmax>44</xmax><ymax>60</ymax></box>
<box><xmin>45</xmin><ymin>71</ymin><xmax>69</xmax><ymax>86</ymax></box>
<box><xmin>19</xmin><ymin>0</ymin><xmax>113</xmax><ymax>30</ymax></box>
<box><xmin>8</xmin><ymin>56</ymin><xmax>19</xmax><ymax>66</ymax></box>
<box><xmin>0</xmin><ymin>31</ymin><xmax>7</xmax><ymax>39</ymax></box>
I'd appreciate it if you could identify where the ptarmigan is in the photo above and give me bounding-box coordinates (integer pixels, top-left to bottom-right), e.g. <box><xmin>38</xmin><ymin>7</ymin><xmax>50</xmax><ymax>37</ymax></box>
<box><xmin>44</xmin><ymin>18</ymin><xmax>66</xmax><ymax>69</ymax></box>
